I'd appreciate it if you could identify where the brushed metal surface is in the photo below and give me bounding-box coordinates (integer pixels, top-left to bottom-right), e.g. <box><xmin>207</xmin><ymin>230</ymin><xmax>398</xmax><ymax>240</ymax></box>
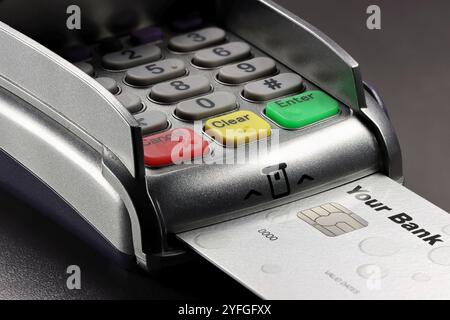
<box><xmin>150</xmin><ymin>115</ymin><xmax>381</xmax><ymax>233</ymax></box>
<box><xmin>0</xmin><ymin>86</ymin><xmax>135</xmax><ymax>255</ymax></box>
<box><xmin>362</xmin><ymin>84</ymin><xmax>403</xmax><ymax>182</ymax></box>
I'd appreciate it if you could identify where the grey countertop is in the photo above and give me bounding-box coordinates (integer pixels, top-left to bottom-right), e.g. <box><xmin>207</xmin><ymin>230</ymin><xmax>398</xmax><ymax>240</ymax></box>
<box><xmin>0</xmin><ymin>0</ymin><xmax>449</xmax><ymax>299</ymax></box>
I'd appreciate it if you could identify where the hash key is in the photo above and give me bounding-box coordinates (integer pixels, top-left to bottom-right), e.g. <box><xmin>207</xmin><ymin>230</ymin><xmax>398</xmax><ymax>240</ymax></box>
<box><xmin>243</xmin><ymin>73</ymin><xmax>304</xmax><ymax>101</ymax></box>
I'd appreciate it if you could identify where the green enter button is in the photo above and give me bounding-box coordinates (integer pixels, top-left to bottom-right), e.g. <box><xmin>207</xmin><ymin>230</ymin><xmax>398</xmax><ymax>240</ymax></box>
<box><xmin>265</xmin><ymin>90</ymin><xmax>339</xmax><ymax>129</ymax></box>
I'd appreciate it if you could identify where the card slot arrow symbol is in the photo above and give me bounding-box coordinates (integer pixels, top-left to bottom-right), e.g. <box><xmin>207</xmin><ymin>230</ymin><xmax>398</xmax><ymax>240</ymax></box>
<box><xmin>244</xmin><ymin>189</ymin><xmax>263</xmax><ymax>200</ymax></box>
<box><xmin>297</xmin><ymin>174</ymin><xmax>314</xmax><ymax>185</ymax></box>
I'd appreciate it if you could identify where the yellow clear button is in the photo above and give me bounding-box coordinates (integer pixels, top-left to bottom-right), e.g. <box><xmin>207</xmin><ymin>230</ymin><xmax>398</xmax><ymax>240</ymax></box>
<box><xmin>204</xmin><ymin>110</ymin><xmax>271</xmax><ymax>146</ymax></box>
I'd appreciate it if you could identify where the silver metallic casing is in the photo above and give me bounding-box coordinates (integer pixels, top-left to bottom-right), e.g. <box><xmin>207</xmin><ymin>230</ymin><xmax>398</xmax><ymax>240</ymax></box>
<box><xmin>0</xmin><ymin>0</ymin><xmax>402</xmax><ymax>270</ymax></box>
<box><xmin>0</xmin><ymin>20</ymin><xmax>152</xmax><ymax>268</ymax></box>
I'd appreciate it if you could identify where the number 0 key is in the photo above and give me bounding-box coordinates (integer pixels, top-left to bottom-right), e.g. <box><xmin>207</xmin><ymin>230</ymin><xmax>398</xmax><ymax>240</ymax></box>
<box><xmin>175</xmin><ymin>92</ymin><xmax>237</xmax><ymax>120</ymax></box>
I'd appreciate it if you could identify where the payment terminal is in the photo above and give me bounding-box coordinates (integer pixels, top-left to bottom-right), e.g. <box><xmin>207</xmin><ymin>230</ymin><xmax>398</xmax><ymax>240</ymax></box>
<box><xmin>0</xmin><ymin>0</ymin><xmax>449</xmax><ymax>299</ymax></box>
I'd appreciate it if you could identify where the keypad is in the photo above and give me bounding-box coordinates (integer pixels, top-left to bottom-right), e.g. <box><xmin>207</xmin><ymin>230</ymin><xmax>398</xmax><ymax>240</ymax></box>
<box><xmin>102</xmin><ymin>44</ymin><xmax>161</xmax><ymax>70</ymax></box>
<box><xmin>150</xmin><ymin>75</ymin><xmax>211</xmax><ymax>103</ymax></box>
<box><xmin>217</xmin><ymin>57</ymin><xmax>277</xmax><ymax>84</ymax></box>
<box><xmin>71</xmin><ymin>24</ymin><xmax>343</xmax><ymax>167</ymax></box>
<box><xmin>243</xmin><ymin>73</ymin><xmax>304</xmax><ymax>101</ymax></box>
<box><xmin>192</xmin><ymin>42</ymin><xmax>251</xmax><ymax>68</ymax></box>
<box><xmin>125</xmin><ymin>59</ymin><xmax>186</xmax><ymax>86</ymax></box>
<box><xmin>175</xmin><ymin>92</ymin><xmax>237</xmax><ymax>120</ymax></box>
<box><xmin>168</xmin><ymin>27</ymin><xmax>226</xmax><ymax>52</ymax></box>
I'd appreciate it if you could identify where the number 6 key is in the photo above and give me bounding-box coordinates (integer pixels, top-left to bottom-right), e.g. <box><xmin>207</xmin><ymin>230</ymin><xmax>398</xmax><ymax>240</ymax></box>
<box><xmin>192</xmin><ymin>42</ymin><xmax>251</xmax><ymax>68</ymax></box>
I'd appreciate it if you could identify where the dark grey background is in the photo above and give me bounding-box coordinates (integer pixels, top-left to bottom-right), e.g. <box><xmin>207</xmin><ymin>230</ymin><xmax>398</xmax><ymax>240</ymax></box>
<box><xmin>0</xmin><ymin>0</ymin><xmax>449</xmax><ymax>299</ymax></box>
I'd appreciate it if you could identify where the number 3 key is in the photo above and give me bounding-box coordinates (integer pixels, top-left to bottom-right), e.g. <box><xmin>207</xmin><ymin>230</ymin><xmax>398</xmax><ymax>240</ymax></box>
<box><xmin>168</xmin><ymin>27</ymin><xmax>226</xmax><ymax>52</ymax></box>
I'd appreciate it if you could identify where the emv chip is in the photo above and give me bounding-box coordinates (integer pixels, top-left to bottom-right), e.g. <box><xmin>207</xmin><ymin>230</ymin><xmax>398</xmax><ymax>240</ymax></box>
<box><xmin>297</xmin><ymin>203</ymin><xmax>368</xmax><ymax>237</ymax></box>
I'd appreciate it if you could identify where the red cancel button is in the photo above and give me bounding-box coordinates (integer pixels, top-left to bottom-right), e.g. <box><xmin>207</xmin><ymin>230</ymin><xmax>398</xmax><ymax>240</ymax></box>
<box><xmin>143</xmin><ymin>128</ymin><xmax>209</xmax><ymax>167</ymax></box>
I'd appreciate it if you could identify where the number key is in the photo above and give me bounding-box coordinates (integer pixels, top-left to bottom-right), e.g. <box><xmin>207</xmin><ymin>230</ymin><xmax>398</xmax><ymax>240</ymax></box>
<box><xmin>102</xmin><ymin>43</ymin><xmax>161</xmax><ymax>70</ymax></box>
<box><xmin>192</xmin><ymin>42</ymin><xmax>251</xmax><ymax>68</ymax></box>
<box><xmin>217</xmin><ymin>57</ymin><xmax>276</xmax><ymax>84</ymax></box>
<box><xmin>125</xmin><ymin>59</ymin><xmax>186</xmax><ymax>86</ymax></box>
<box><xmin>150</xmin><ymin>75</ymin><xmax>211</xmax><ymax>103</ymax></box>
<box><xmin>168</xmin><ymin>27</ymin><xmax>226</xmax><ymax>52</ymax></box>
<box><xmin>134</xmin><ymin>110</ymin><xmax>168</xmax><ymax>135</ymax></box>
<box><xmin>175</xmin><ymin>92</ymin><xmax>237</xmax><ymax>120</ymax></box>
